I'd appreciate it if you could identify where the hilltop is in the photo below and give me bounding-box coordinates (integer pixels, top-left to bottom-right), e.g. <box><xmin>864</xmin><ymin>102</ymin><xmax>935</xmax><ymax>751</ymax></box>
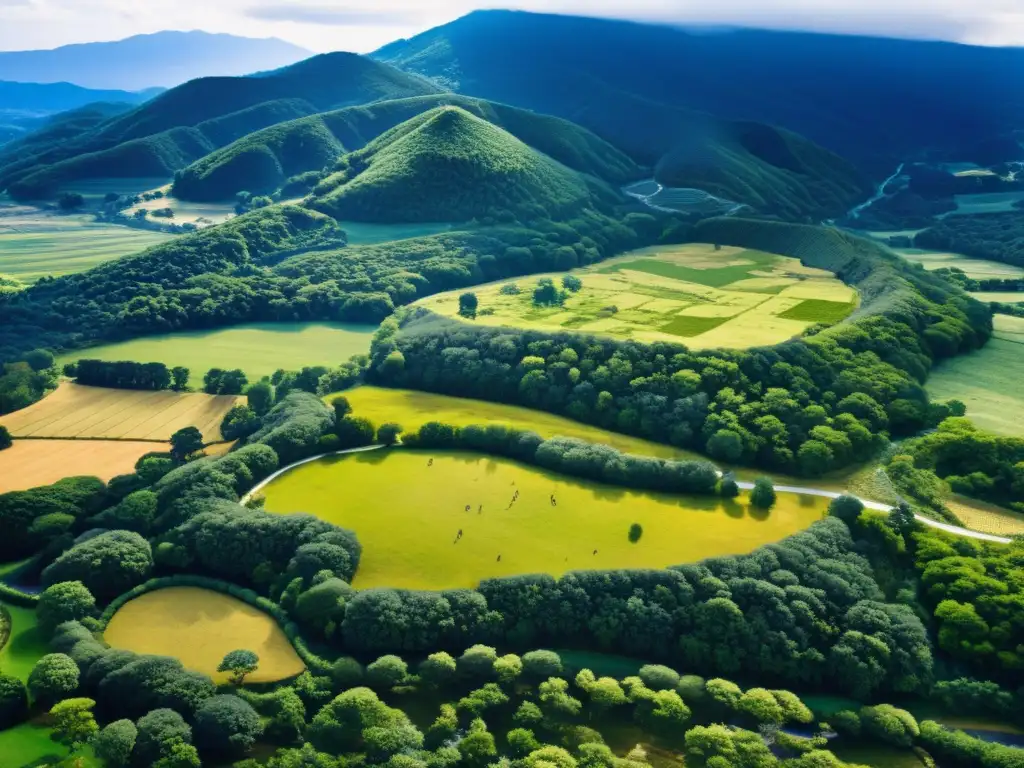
<box><xmin>305</xmin><ymin>107</ymin><xmax>595</xmax><ymax>223</ymax></box>
<box><xmin>0</xmin><ymin>54</ymin><xmax>445</xmax><ymax>198</ymax></box>
<box><xmin>374</xmin><ymin>10</ymin><xmax>1024</xmax><ymax>174</ymax></box>
<box><xmin>172</xmin><ymin>94</ymin><xmax>641</xmax><ymax>202</ymax></box>
<box><xmin>0</xmin><ymin>31</ymin><xmax>311</xmax><ymax>90</ymax></box>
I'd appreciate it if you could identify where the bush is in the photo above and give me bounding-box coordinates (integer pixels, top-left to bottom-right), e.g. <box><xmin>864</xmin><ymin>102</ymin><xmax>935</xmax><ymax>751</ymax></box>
<box><xmin>41</xmin><ymin>530</ymin><xmax>153</xmax><ymax>600</ymax></box>
<box><xmin>194</xmin><ymin>694</ymin><xmax>263</xmax><ymax>758</ymax></box>
<box><xmin>860</xmin><ymin>704</ymin><xmax>919</xmax><ymax>747</ymax></box>
<box><xmin>92</xmin><ymin>719</ymin><xmax>137</xmax><ymax>768</ymax></box>
<box><xmin>749</xmin><ymin>477</ymin><xmax>777</xmax><ymax>509</ymax></box>
<box><xmin>0</xmin><ymin>426</ymin><xmax>10</xmax><ymax>451</ymax></box>
<box><xmin>28</xmin><ymin>653</ymin><xmax>80</xmax><ymax>706</ymax></box>
<box><xmin>38</xmin><ymin>581</ymin><xmax>97</xmax><ymax>635</ymax></box>
<box><xmin>0</xmin><ymin>673</ymin><xmax>28</xmax><ymax>728</ymax></box>
<box><xmin>522</xmin><ymin>650</ymin><xmax>564</xmax><ymax>680</ymax></box>
<box><xmin>366</xmin><ymin>655</ymin><xmax>408</xmax><ymax>689</ymax></box>
<box><xmin>638</xmin><ymin>664</ymin><xmax>680</xmax><ymax>691</ymax></box>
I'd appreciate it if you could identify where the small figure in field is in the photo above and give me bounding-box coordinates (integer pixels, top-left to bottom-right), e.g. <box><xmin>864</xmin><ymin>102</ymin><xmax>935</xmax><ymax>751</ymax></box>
<box><xmin>458</xmin><ymin>529</ymin><xmax>463</xmax><ymax>538</ymax></box>
<box><xmin>497</xmin><ymin>554</ymin><xmax>502</xmax><ymax>562</ymax></box>
<box><xmin>550</xmin><ymin>494</ymin><xmax>557</xmax><ymax>507</ymax></box>
<box><xmin>465</xmin><ymin>504</ymin><xmax>471</xmax><ymax>512</ymax></box>
<box><xmin>428</xmin><ymin>458</ymin><xmax>433</xmax><ymax>467</ymax></box>
<box><xmin>478</xmin><ymin>504</ymin><xmax>483</xmax><ymax>514</ymax></box>
<box><xmin>592</xmin><ymin>549</ymin><xmax>598</xmax><ymax>555</ymax></box>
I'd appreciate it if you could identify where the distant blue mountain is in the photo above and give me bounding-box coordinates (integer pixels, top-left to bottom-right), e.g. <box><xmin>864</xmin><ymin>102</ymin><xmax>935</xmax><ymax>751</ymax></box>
<box><xmin>0</xmin><ymin>80</ymin><xmax>159</xmax><ymax>114</ymax></box>
<box><xmin>0</xmin><ymin>31</ymin><xmax>312</xmax><ymax>91</ymax></box>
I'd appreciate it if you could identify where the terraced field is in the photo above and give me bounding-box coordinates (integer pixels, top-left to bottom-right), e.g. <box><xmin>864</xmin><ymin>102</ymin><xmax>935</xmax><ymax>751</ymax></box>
<box><xmin>0</xmin><ymin>382</ymin><xmax>241</xmax><ymax>442</ymax></box>
<box><xmin>414</xmin><ymin>244</ymin><xmax>857</xmax><ymax>349</ymax></box>
<box><xmin>104</xmin><ymin>587</ymin><xmax>305</xmax><ymax>683</ymax></box>
<box><xmin>896</xmin><ymin>247</ymin><xmax>1024</xmax><ymax>279</ymax></box>
<box><xmin>0</xmin><ymin>439</ymin><xmax>163</xmax><ymax>493</ymax></box>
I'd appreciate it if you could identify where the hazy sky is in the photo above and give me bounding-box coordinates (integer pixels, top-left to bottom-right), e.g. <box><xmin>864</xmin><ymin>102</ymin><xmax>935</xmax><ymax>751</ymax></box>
<box><xmin>0</xmin><ymin>0</ymin><xmax>1022</xmax><ymax>51</ymax></box>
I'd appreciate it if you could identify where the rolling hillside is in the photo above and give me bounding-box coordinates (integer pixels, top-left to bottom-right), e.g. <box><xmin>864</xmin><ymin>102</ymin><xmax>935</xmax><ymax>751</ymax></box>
<box><xmin>374</xmin><ymin>10</ymin><xmax>1024</xmax><ymax>174</ymax></box>
<box><xmin>305</xmin><ymin>107</ymin><xmax>594</xmax><ymax>223</ymax></box>
<box><xmin>0</xmin><ymin>31</ymin><xmax>311</xmax><ymax>90</ymax></box>
<box><xmin>0</xmin><ymin>54</ymin><xmax>444</xmax><ymax>198</ymax></box>
<box><xmin>172</xmin><ymin>94</ymin><xmax>642</xmax><ymax>201</ymax></box>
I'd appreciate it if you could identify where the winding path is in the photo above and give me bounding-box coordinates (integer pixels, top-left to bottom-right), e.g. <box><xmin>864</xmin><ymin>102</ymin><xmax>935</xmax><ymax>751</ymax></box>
<box><xmin>242</xmin><ymin>444</ymin><xmax>1011</xmax><ymax>544</ymax></box>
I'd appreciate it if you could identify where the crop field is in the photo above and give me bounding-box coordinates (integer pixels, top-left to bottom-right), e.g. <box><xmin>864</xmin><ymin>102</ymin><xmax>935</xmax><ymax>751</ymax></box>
<box><xmin>261</xmin><ymin>449</ymin><xmax>827</xmax><ymax>590</ymax></box>
<box><xmin>947</xmin><ymin>191</ymin><xmax>1024</xmax><ymax>216</ymax></box>
<box><xmin>0</xmin><ymin>199</ymin><xmax>172</xmax><ymax>283</ymax></box>
<box><xmin>926</xmin><ymin>315</ymin><xmax>1024</xmax><ymax>437</ymax></box>
<box><xmin>895</xmin><ymin>247</ymin><xmax>1024</xmax><ymax>279</ymax></box>
<box><xmin>946</xmin><ymin>496</ymin><xmax>1024</xmax><ymax>537</ymax></box>
<box><xmin>338</xmin><ymin>386</ymin><xmax>866</xmax><ymax>492</ymax></box>
<box><xmin>119</xmin><ymin>182</ymin><xmax>236</xmax><ymax>227</ymax></box>
<box><xmin>0</xmin><ymin>439</ymin><xmax>164</xmax><ymax>493</ymax></box>
<box><xmin>971</xmin><ymin>292</ymin><xmax>1024</xmax><ymax>303</ymax></box>
<box><xmin>0</xmin><ymin>604</ymin><xmax>46</xmax><ymax>681</ymax></box>
<box><xmin>58</xmin><ymin>322</ymin><xmax>376</xmax><ymax>382</ymax></box>
<box><xmin>104</xmin><ymin>587</ymin><xmax>305</xmax><ymax>683</ymax></box>
<box><xmin>414</xmin><ymin>244</ymin><xmax>857</xmax><ymax>349</ymax></box>
<box><xmin>0</xmin><ymin>383</ymin><xmax>241</xmax><ymax>442</ymax></box>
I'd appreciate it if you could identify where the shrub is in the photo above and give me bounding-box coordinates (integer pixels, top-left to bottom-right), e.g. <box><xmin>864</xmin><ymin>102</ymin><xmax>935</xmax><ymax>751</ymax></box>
<box><xmin>749</xmin><ymin>477</ymin><xmax>777</xmax><ymax>509</ymax></box>
<box><xmin>638</xmin><ymin>664</ymin><xmax>680</xmax><ymax>691</ymax></box>
<box><xmin>366</xmin><ymin>655</ymin><xmax>408</xmax><ymax>689</ymax></box>
<box><xmin>194</xmin><ymin>694</ymin><xmax>263</xmax><ymax>758</ymax></box>
<box><xmin>28</xmin><ymin>653</ymin><xmax>80</xmax><ymax>706</ymax></box>
<box><xmin>41</xmin><ymin>530</ymin><xmax>153</xmax><ymax>600</ymax></box>
<box><xmin>0</xmin><ymin>673</ymin><xmax>28</xmax><ymax>728</ymax></box>
<box><xmin>92</xmin><ymin>719</ymin><xmax>137</xmax><ymax>768</ymax></box>
<box><xmin>38</xmin><ymin>581</ymin><xmax>97</xmax><ymax>635</ymax></box>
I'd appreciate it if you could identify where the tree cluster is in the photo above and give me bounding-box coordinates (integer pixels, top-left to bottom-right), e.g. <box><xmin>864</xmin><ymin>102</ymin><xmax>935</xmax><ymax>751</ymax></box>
<box><xmin>74</xmin><ymin>359</ymin><xmax>174</xmax><ymax>391</ymax></box>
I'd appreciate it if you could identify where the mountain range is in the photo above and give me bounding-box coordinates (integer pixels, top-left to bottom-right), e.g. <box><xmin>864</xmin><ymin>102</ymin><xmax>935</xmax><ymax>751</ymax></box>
<box><xmin>0</xmin><ymin>31</ymin><xmax>312</xmax><ymax>91</ymax></box>
<box><xmin>3</xmin><ymin>10</ymin><xmax>1023</xmax><ymax>223</ymax></box>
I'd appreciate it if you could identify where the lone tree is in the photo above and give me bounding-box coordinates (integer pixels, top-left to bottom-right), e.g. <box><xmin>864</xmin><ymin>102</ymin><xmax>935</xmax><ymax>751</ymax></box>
<box><xmin>750</xmin><ymin>477</ymin><xmax>777</xmax><ymax>509</ymax></box>
<box><xmin>331</xmin><ymin>395</ymin><xmax>352</xmax><ymax>422</ymax></box>
<box><xmin>628</xmin><ymin>523</ymin><xmax>643</xmax><ymax>543</ymax></box>
<box><xmin>0</xmin><ymin>426</ymin><xmax>11</xmax><ymax>451</ymax></box>
<box><xmin>57</xmin><ymin>192</ymin><xmax>85</xmax><ymax>211</ymax></box>
<box><xmin>458</xmin><ymin>292</ymin><xmax>479</xmax><ymax>319</ymax></box>
<box><xmin>170</xmin><ymin>366</ymin><xmax>190</xmax><ymax>391</ymax></box>
<box><xmin>562</xmin><ymin>275</ymin><xmax>583</xmax><ymax>293</ymax></box>
<box><xmin>218</xmin><ymin>649</ymin><xmax>259</xmax><ymax>686</ymax></box>
<box><xmin>50</xmin><ymin>697</ymin><xmax>98</xmax><ymax>753</ymax></box>
<box><xmin>170</xmin><ymin>426</ymin><xmax>204</xmax><ymax>462</ymax></box>
<box><xmin>377</xmin><ymin>422</ymin><xmax>403</xmax><ymax>446</ymax></box>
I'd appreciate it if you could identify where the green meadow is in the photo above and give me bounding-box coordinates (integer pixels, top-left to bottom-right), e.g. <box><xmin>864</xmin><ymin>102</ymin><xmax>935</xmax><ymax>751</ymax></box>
<box><xmin>337</xmin><ymin>220</ymin><xmax>456</xmax><ymax>245</ymax></box>
<box><xmin>58</xmin><ymin>321</ymin><xmax>375</xmax><ymax>382</ymax></box>
<box><xmin>0</xmin><ymin>721</ymin><xmax>100</xmax><ymax>768</ymax></box>
<box><xmin>260</xmin><ymin>449</ymin><xmax>827</xmax><ymax>590</ymax></box>
<box><xmin>0</xmin><ymin>603</ymin><xmax>46</xmax><ymax>682</ymax></box>
<box><xmin>926</xmin><ymin>314</ymin><xmax>1024</xmax><ymax>437</ymax></box>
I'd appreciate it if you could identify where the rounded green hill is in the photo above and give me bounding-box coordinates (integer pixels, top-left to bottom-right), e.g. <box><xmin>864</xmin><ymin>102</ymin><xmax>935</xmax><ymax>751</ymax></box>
<box><xmin>307</xmin><ymin>106</ymin><xmax>592</xmax><ymax>223</ymax></box>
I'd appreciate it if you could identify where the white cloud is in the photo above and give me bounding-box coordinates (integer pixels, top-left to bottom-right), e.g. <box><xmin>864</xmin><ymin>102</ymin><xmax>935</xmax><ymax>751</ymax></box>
<box><xmin>0</xmin><ymin>0</ymin><xmax>1021</xmax><ymax>51</ymax></box>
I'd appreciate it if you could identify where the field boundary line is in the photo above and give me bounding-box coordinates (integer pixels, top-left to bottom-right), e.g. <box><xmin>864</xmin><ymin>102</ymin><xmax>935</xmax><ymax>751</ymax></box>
<box><xmin>245</xmin><ymin>444</ymin><xmax>1011</xmax><ymax>544</ymax></box>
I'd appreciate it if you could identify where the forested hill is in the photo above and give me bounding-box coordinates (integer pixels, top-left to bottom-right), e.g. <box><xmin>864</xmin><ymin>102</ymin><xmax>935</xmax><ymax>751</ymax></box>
<box><xmin>0</xmin><ymin>54</ymin><xmax>444</xmax><ymax>199</ymax></box>
<box><xmin>171</xmin><ymin>94</ymin><xmax>642</xmax><ymax>203</ymax></box>
<box><xmin>374</xmin><ymin>10</ymin><xmax>1024</xmax><ymax>173</ymax></box>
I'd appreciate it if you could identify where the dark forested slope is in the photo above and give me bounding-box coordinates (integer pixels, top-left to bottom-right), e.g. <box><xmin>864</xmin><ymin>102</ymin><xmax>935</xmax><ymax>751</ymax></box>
<box><xmin>0</xmin><ymin>54</ymin><xmax>444</xmax><ymax>197</ymax></box>
<box><xmin>375</xmin><ymin>10</ymin><xmax>1024</xmax><ymax>173</ymax></box>
<box><xmin>172</xmin><ymin>94</ymin><xmax>642</xmax><ymax>201</ymax></box>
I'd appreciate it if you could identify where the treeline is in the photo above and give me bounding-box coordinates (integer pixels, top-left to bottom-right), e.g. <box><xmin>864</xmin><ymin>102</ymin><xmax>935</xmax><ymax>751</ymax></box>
<box><xmin>0</xmin><ymin>347</ymin><xmax>57</xmax><ymax>414</ymax></box>
<box><xmin>405</xmin><ymin>421</ymin><xmax>721</xmax><ymax>496</ymax></box>
<box><xmin>916</xmin><ymin>211</ymin><xmax>1024</xmax><ymax>268</ymax></box>
<box><xmin>0</xmin><ymin>202</ymin><xmax>667</xmax><ymax>363</ymax></box>
<box><xmin>934</xmin><ymin>267</ymin><xmax>1024</xmax><ymax>293</ymax></box>
<box><xmin>367</xmin><ymin>219</ymin><xmax>989</xmax><ymax>478</ymax></box>
<box><xmin>73</xmin><ymin>359</ymin><xmax>180</xmax><ymax>391</ymax></box>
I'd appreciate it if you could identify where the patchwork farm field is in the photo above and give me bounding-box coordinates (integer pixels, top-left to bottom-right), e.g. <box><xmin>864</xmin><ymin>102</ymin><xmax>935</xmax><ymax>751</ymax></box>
<box><xmin>0</xmin><ymin>382</ymin><xmax>241</xmax><ymax>441</ymax></box>
<box><xmin>104</xmin><ymin>587</ymin><xmax>305</xmax><ymax>683</ymax></box>
<box><xmin>0</xmin><ymin>439</ymin><xmax>163</xmax><ymax>493</ymax></box>
<box><xmin>926</xmin><ymin>314</ymin><xmax>1024</xmax><ymax>437</ymax></box>
<box><xmin>0</xmin><ymin>200</ymin><xmax>172</xmax><ymax>283</ymax></box>
<box><xmin>895</xmin><ymin>247</ymin><xmax>1024</xmax><ymax>279</ymax></box>
<box><xmin>58</xmin><ymin>322</ymin><xmax>375</xmax><ymax>382</ymax></box>
<box><xmin>414</xmin><ymin>244</ymin><xmax>857</xmax><ymax>349</ymax></box>
<box><xmin>260</xmin><ymin>449</ymin><xmax>827</xmax><ymax>590</ymax></box>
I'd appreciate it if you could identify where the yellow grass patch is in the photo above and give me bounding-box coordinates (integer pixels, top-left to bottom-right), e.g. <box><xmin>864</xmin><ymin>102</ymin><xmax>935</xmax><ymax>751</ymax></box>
<box><xmin>946</xmin><ymin>497</ymin><xmax>1024</xmax><ymax>537</ymax></box>
<box><xmin>0</xmin><ymin>439</ymin><xmax>163</xmax><ymax>493</ymax></box>
<box><xmin>722</xmin><ymin>277</ymin><xmax>796</xmax><ymax>292</ymax></box>
<box><xmin>104</xmin><ymin>587</ymin><xmax>305</xmax><ymax>683</ymax></box>
<box><xmin>971</xmin><ymin>292</ymin><xmax>1024</xmax><ymax>303</ymax></box>
<box><xmin>778</xmin><ymin>280</ymin><xmax>858</xmax><ymax>302</ymax></box>
<box><xmin>0</xmin><ymin>383</ymin><xmax>242</xmax><ymax>441</ymax></box>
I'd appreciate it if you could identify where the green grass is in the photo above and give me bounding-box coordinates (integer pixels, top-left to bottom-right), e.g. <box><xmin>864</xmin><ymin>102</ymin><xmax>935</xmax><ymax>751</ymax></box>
<box><xmin>57</xmin><ymin>321</ymin><xmax>375</xmax><ymax>382</ymax></box>
<box><xmin>260</xmin><ymin>448</ymin><xmax>827</xmax><ymax>590</ymax></box>
<box><xmin>659</xmin><ymin>315</ymin><xmax>730</xmax><ymax>337</ymax></box>
<box><xmin>339</xmin><ymin>220</ymin><xmax>456</xmax><ymax>245</ymax></box>
<box><xmin>600</xmin><ymin>250</ymin><xmax>774</xmax><ymax>288</ymax></box>
<box><xmin>830</xmin><ymin>742</ymin><xmax>924</xmax><ymax>768</ymax></box>
<box><xmin>0</xmin><ymin>721</ymin><xmax>99</xmax><ymax>768</ymax></box>
<box><xmin>0</xmin><ymin>603</ymin><xmax>46</xmax><ymax>682</ymax></box>
<box><xmin>778</xmin><ymin>298</ymin><xmax>856</xmax><ymax>323</ymax></box>
<box><xmin>925</xmin><ymin>315</ymin><xmax>1024</xmax><ymax>437</ymax></box>
<box><xmin>0</xmin><ymin>208</ymin><xmax>172</xmax><ymax>283</ymax></box>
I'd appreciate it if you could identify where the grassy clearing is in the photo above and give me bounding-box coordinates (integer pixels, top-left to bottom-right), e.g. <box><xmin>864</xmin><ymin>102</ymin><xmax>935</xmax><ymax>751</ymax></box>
<box><xmin>948</xmin><ymin>191</ymin><xmax>1024</xmax><ymax>215</ymax></box>
<box><xmin>778</xmin><ymin>298</ymin><xmax>857</xmax><ymax>323</ymax></box>
<box><xmin>58</xmin><ymin>322</ymin><xmax>375</xmax><ymax>383</ymax></box>
<box><xmin>946</xmin><ymin>496</ymin><xmax>1024</xmax><ymax>537</ymax></box>
<box><xmin>0</xmin><ymin>199</ymin><xmax>171</xmax><ymax>283</ymax></box>
<box><xmin>0</xmin><ymin>604</ymin><xmax>46</xmax><ymax>681</ymax></box>
<box><xmin>971</xmin><ymin>291</ymin><xmax>1024</xmax><ymax>303</ymax></box>
<box><xmin>925</xmin><ymin>315</ymin><xmax>1024</xmax><ymax>437</ymax></box>
<box><xmin>0</xmin><ymin>382</ymin><xmax>241</xmax><ymax>442</ymax></box>
<box><xmin>338</xmin><ymin>220</ymin><xmax>456</xmax><ymax>245</ymax></box>
<box><xmin>104</xmin><ymin>587</ymin><xmax>305</xmax><ymax>684</ymax></box>
<box><xmin>415</xmin><ymin>243</ymin><xmax>856</xmax><ymax>350</ymax></box>
<box><xmin>0</xmin><ymin>439</ymin><xmax>163</xmax><ymax>493</ymax></box>
<box><xmin>896</xmin><ymin>247</ymin><xmax>1024</xmax><ymax>279</ymax></box>
<box><xmin>261</xmin><ymin>448</ymin><xmax>827</xmax><ymax>590</ymax></box>
<box><xmin>0</xmin><ymin>720</ymin><xmax>100</xmax><ymax>768</ymax></box>
<box><xmin>338</xmin><ymin>386</ymin><xmax>868</xmax><ymax>493</ymax></box>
